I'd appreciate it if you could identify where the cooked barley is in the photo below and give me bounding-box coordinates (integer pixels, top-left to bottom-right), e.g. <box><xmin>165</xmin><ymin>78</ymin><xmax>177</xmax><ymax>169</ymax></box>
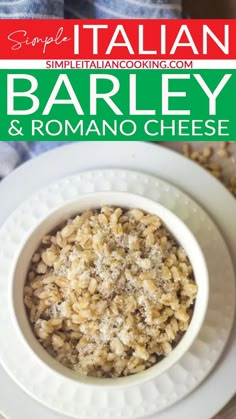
<box><xmin>24</xmin><ymin>206</ymin><xmax>197</xmax><ymax>378</ymax></box>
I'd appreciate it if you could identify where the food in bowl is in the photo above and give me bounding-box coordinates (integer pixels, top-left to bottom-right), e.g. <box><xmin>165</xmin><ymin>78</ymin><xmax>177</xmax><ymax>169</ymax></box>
<box><xmin>23</xmin><ymin>206</ymin><xmax>197</xmax><ymax>378</ymax></box>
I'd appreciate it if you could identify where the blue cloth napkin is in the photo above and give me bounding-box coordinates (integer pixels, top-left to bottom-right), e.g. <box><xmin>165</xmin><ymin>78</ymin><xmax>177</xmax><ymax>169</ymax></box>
<box><xmin>0</xmin><ymin>0</ymin><xmax>64</xmax><ymax>18</ymax></box>
<box><xmin>0</xmin><ymin>142</ymin><xmax>69</xmax><ymax>177</ymax></box>
<box><xmin>0</xmin><ymin>0</ymin><xmax>182</xmax><ymax>19</ymax></box>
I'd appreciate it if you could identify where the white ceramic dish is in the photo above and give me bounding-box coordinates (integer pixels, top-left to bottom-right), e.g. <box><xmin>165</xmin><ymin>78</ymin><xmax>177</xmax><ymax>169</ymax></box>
<box><xmin>11</xmin><ymin>191</ymin><xmax>209</xmax><ymax>388</ymax></box>
<box><xmin>0</xmin><ymin>167</ymin><xmax>234</xmax><ymax>419</ymax></box>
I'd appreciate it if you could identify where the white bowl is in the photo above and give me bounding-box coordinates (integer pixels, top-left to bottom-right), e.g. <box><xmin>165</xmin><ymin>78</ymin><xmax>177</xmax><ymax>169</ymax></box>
<box><xmin>10</xmin><ymin>191</ymin><xmax>209</xmax><ymax>388</ymax></box>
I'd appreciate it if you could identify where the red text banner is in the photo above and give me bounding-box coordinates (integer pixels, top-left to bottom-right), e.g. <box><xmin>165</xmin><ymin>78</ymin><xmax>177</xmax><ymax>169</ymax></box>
<box><xmin>0</xmin><ymin>19</ymin><xmax>234</xmax><ymax>60</ymax></box>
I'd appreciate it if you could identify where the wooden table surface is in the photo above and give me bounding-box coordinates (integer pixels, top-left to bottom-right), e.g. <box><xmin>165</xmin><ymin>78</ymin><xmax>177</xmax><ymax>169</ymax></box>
<box><xmin>183</xmin><ymin>0</ymin><xmax>236</xmax><ymax>18</ymax></box>
<box><xmin>214</xmin><ymin>398</ymin><xmax>236</xmax><ymax>419</ymax></box>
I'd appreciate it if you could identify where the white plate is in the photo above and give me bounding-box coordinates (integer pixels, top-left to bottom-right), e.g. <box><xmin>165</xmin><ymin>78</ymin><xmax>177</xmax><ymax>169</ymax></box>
<box><xmin>0</xmin><ymin>168</ymin><xmax>235</xmax><ymax>419</ymax></box>
<box><xmin>0</xmin><ymin>142</ymin><xmax>235</xmax><ymax>419</ymax></box>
